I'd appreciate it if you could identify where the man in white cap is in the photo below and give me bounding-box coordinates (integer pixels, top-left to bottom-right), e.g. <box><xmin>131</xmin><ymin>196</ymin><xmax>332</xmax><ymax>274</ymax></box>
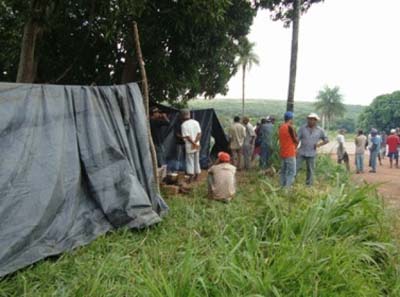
<box><xmin>386</xmin><ymin>129</ymin><xmax>400</xmax><ymax>168</ymax></box>
<box><xmin>297</xmin><ymin>113</ymin><xmax>329</xmax><ymax>185</ymax></box>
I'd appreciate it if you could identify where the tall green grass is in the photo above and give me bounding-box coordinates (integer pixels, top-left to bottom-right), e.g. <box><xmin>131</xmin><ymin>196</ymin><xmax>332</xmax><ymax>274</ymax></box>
<box><xmin>0</xmin><ymin>157</ymin><xmax>399</xmax><ymax>296</ymax></box>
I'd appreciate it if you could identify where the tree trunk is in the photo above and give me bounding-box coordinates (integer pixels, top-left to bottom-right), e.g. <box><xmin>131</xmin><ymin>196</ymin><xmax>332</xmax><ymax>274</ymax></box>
<box><xmin>242</xmin><ymin>63</ymin><xmax>246</xmax><ymax>117</ymax></box>
<box><xmin>286</xmin><ymin>0</ymin><xmax>301</xmax><ymax>112</ymax></box>
<box><xmin>133</xmin><ymin>22</ymin><xmax>160</xmax><ymax>194</ymax></box>
<box><xmin>121</xmin><ymin>33</ymin><xmax>139</xmax><ymax>84</ymax></box>
<box><xmin>16</xmin><ymin>20</ymin><xmax>41</xmax><ymax>83</ymax></box>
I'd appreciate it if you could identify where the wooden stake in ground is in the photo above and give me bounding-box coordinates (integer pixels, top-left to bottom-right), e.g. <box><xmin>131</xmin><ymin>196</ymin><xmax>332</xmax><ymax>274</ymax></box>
<box><xmin>133</xmin><ymin>22</ymin><xmax>160</xmax><ymax>194</ymax></box>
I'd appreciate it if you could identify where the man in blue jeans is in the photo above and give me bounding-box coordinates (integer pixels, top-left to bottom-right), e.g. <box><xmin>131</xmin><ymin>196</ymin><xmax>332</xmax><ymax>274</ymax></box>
<box><xmin>369</xmin><ymin>128</ymin><xmax>381</xmax><ymax>173</ymax></box>
<box><xmin>297</xmin><ymin>113</ymin><xmax>329</xmax><ymax>186</ymax></box>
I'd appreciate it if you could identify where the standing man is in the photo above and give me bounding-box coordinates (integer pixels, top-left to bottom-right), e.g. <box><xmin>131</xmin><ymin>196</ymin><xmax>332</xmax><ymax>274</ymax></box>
<box><xmin>380</xmin><ymin>131</ymin><xmax>388</xmax><ymax>161</ymax></box>
<box><xmin>259</xmin><ymin>116</ymin><xmax>274</xmax><ymax>169</ymax></box>
<box><xmin>386</xmin><ymin>129</ymin><xmax>400</xmax><ymax>168</ymax></box>
<box><xmin>369</xmin><ymin>128</ymin><xmax>381</xmax><ymax>173</ymax></box>
<box><xmin>242</xmin><ymin>117</ymin><xmax>256</xmax><ymax>170</ymax></box>
<box><xmin>181</xmin><ymin>109</ymin><xmax>202</xmax><ymax>182</ymax></box>
<box><xmin>297</xmin><ymin>113</ymin><xmax>329</xmax><ymax>186</ymax></box>
<box><xmin>150</xmin><ymin>107</ymin><xmax>170</xmax><ymax>168</ymax></box>
<box><xmin>228</xmin><ymin>116</ymin><xmax>246</xmax><ymax>169</ymax></box>
<box><xmin>354</xmin><ymin>129</ymin><xmax>367</xmax><ymax>174</ymax></box>
<box><xmin>278</xmin><ymin>112</ymin><xmax>298</xmax><ymax>188</ymax></box>
<box><xmin>336</xmin><ymin>129</ymin><xmax>350</xmax><ymax>171</ymax></box>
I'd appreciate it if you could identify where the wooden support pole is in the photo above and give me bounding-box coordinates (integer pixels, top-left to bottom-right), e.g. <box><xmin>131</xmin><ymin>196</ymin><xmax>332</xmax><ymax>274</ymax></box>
<box><xmin>133</xmin><ymin>22</ymin><xmax>160</xmax><ymax>193</ymax></box>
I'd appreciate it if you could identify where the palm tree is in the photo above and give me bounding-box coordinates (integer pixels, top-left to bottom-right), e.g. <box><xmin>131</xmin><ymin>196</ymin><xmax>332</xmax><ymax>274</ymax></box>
<box><xmin>286</xmin><ymin>0</ymin><xmax>301</xmax><ymax>112</ymax></box>
<box><xmin>237</xmin><ymin>37</ymin><xmax>259</xmax><ymax>117</ymax></box>
<box><xmin>314</xmin><ymin>86</ymin><xmax>346</xmax><ymax>130</ymax></box>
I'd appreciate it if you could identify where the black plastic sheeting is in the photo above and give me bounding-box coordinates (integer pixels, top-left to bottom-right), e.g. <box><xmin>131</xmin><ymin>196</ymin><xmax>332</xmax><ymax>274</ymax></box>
<box><xmin>0</xmin><ymin>83</ymin><xmax>168</xmax><ymax>277</ymax></box>
<box><xmin>151</xmin><ymin>103</ymin><xmax>229</xmax><ymax>171</ymax></box>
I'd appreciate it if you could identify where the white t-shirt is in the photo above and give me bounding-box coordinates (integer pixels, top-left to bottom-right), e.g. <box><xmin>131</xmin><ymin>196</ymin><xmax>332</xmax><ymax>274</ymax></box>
<box><xmin>337</xmin><ymin>134</ymin><xmax>345</xmax><ymax>144</ymax></box>
<box><xmin>181</xmin><ymin>119</ymin><xmax>202</xmax><ymax>153</ymax></box>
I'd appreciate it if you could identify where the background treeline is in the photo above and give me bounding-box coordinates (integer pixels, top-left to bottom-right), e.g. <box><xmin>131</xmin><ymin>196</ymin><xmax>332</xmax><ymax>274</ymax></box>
<box><xmin>0</xmin><ymin>0</ymin><xmax>322</xmax><ymax>104</ymax></box>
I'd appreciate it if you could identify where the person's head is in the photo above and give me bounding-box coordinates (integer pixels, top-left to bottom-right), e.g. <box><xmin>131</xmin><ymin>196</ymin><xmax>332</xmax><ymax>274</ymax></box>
<box><xmin>270</xmin><ymin>116</ymin><xmax>276</xmax><ymax>124</ymax></box>
<box><xmin>261</xmin><ymin>118</ymin><xmax>267</xmax><ymax>124</ymax></box>
<box><xmin>357</xmin><ymin>129</ymin><xmax>364</xmax><ymax>136</ymax></box>
<box><xmin>307</xmin><ymin>113</ymin><xmax>320</xmax><ymax>127</ymax></box>
<box><xmin>371</xmin><ymin>128</ymin><xmax>378</xmax><ymax>136</ymax></box>
<box><xmin>234</xmin><ymin>116</ymin><xmax>240</xmax><ymax>123</ymax></box>
<box><xmin>266</xmin><ymin>116</ymin><xmax>272</xmax><ymax>123</ymax></box>
<box><xmin>284</xmin><ymin>111</ymin><xmax>294</xmax><ymax>123</ymax></box>
<box><xmin>150</xmin><ymin>107</ymin><xmax>161</xmax><ymax>118</ymax></box>
<box><xmin>339</xmin><ymin>129</ymin><xmax>346</xmax><ymax>135</ymax></box>
<box><xmin>218</xmin><ymin>152</ymin><xmax>231</xmax><ymax>163</ymax></box>
<box><xmin>390</xmin><ymin>128</ymin><xmax>396</xmax><ymax>135</ymax></box>
<box><xmin>242</xmin><ymin>116</ymin><xmax>250</xmax><ymax>125</ymax></box>
<box><xmin>180</xmin><ymin>109</ymin><xmax>191</xmax><ymax>121</ymax></box>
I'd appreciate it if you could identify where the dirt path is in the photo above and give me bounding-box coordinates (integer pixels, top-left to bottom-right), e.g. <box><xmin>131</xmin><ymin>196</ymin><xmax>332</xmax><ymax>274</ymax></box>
<box><xmin>322</xmin><ymin>141</ymin><xmax>400</xmax><ymax>208</ymax></box>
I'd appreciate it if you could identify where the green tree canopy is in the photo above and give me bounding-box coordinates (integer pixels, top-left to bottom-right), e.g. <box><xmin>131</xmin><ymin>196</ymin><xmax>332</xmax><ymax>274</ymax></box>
<box><xmin>358</xmin><ymin>91</ymin><xmax>400</xmax><ymax>132</ymax></box>
<box><xmin>0</xmin><ymin>0</ymin><xmax>256</xmax><ymax>103</ymax></box>
<box><xmin>314</xmin><ymin>85</ymin><xmax>346</xmax><ymax>130</ymax></box>
<box><xmin>0</xmin><ymin>0</ymin><xmax>324</xmax><ymax>105</ymax></box>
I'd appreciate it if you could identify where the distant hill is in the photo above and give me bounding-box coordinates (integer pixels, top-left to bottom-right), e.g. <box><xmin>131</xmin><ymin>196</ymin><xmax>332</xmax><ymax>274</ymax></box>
<box><xmin>189</xmin><ymin>99</ymin><xmax>364</xmax><ymax>132</ymax></box>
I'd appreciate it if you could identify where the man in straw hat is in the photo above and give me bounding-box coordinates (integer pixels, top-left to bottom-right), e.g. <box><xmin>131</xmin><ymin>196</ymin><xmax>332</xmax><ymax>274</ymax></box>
<box><xmin>297</xmin><ymin>113</ymin><xmax>329</xmax><ymax>186</ymax></box>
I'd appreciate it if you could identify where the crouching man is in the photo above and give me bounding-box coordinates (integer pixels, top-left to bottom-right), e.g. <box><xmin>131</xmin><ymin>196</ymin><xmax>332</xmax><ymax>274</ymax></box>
<box><xmin>208</xmin><ymin>152</ymin><xmax>237</xmax><ymax>202</ymax></box>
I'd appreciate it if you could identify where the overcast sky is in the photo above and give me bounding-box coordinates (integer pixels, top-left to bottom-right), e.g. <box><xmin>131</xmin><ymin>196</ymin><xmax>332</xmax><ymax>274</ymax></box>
<box><xmin>222</xmin><ymin>0</ymin><xmax>400</xmax><ymax>105</ymax></box>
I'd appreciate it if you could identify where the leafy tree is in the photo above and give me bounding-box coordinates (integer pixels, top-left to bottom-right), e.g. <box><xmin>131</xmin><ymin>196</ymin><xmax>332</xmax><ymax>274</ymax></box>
<box><xmin>358</xmin><ymin>91</ymin><xmax>400</xmax><ymax>132</ymax></box>
<box><xmin>314</xmin><ymin>86</ymin><xmax>346</xmax><ymax>130</ymax></box>
<box><xmin>0</xmin><ymin>0</ymin><xmax>255</xmax><ymax>104</ymax></box>
<box><xmin>237</xmin><ymin>37</ymin><xmax>259</xmax><ymax>116</ymax></box>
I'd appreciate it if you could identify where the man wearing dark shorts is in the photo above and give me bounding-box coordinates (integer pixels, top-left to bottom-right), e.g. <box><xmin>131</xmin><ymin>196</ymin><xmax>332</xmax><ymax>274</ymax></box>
<box><xmin>387</xmin><ymin>129</ymin><xmax>400</xmax><ymax>168</ymax></box>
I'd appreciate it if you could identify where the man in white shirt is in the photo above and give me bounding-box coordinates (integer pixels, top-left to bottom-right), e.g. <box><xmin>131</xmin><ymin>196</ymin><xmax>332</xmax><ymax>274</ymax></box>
<box><xmin>336</xmin><ymin>129</ymin><xmax>349</xmax><ymax>171</ymax></box>
<box><xmin>208</xmin><ymin>152</ymin><xmax>236</xmax><ymax>202</ymax></box>
<box><xmin>181</xmin><ymin>109</ymin><xmax>202</xmax><ymax>182</ymax></box>
<box><xmin>242</xmin><ymin>117</ymin><xmax>256</xmax><ymax>170</ymax></box>
<box><xmin>228</xmin><ymin>116</ymin><xmax>246</xmax><ymax>169</ymax></box>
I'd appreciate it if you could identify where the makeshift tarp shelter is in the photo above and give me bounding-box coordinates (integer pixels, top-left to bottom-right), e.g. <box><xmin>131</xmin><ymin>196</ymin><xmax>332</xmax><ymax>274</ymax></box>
<box><xmin>0</xmin><ymin>83</ymin><xmax>168</xmax><ymax>277</ymax></box>
<box><xmin>151</xmin><ymin>103</ymin><xmax>229</xmax><ymax>171</ymax></box>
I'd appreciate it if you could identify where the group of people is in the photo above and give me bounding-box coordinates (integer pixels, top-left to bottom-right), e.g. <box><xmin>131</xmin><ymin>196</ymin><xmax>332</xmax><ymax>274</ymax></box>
<box><xmin>153</xmin><ymin>106</ymin><xmax>400</xmax><ymax>203</ymax></box>
<box><xmin>206</xmin><ymin>111</ymin><xmax>330</xmax><ymax>202</ymax></box>
<box><xmin>226</xmin><ymin>112</ymin><xmax>329</xmax><ymax>189</ymax></box>
<box><xmin>339</xmin><ymin>127</ymin><xmax>400</xmax><ymax>174</ymax></box>
<box><xmin>150</xmin><ymin>107</ymin><xmax>202</xmax><ymax>183</ymax></box>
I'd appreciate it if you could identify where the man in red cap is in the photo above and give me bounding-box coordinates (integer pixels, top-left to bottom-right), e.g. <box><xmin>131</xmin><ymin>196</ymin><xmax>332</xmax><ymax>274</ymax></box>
<box><xmin>207</xmin><ymin>152</ymin><xmax>237</xmax><ymax>202</ymax></box>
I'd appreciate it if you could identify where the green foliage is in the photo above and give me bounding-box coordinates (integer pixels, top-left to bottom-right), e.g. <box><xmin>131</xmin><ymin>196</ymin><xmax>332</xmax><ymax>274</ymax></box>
<box><xmin>0</xmin><ymin>0</ymin><xmax>255</xmax><ymax>103</ymax></box>
<box><xmin>0</xmin><ymin>158</ymin><xmax>399</xmax><ymax>296</ymax></box>
<box><xmin>314</xmin><ymin>85</ymin><xmax>346</xmax><ymax>130</ymax></box>
<box><xmin>358</xmin><ymin>91</ymin><xmax>400</xmax><ymax>132</ymax></box>
<box><xmin>237</xmin><ymin>37</ymin><xmax>260</xmax><ymax>71</ymax></box>
<box><xmin>256</xmin><ymin>0</ymin><xmax>325</xmax><ymax>26</ymax></box>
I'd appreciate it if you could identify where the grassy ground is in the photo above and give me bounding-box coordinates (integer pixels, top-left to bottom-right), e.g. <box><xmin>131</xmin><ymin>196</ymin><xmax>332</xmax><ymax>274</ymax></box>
<box><xmin>0</xmin><ymin>156</ymin><xmax>399</xmax><ymax>296</ymax></box>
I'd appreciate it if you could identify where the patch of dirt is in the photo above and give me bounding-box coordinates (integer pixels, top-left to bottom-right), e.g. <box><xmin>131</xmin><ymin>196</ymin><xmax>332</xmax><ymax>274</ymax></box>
<box><xmin>324</xmin><ymin>142</ymin><xmax>400</xmax><ymax>209</ymax></box>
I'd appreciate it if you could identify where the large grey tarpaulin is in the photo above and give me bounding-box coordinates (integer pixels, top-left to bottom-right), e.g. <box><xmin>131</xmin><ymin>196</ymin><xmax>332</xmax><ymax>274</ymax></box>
<box><xmin>0</xmin><ymin>83</ymin><xmax>168</xmax><ymax>277</ymax></box>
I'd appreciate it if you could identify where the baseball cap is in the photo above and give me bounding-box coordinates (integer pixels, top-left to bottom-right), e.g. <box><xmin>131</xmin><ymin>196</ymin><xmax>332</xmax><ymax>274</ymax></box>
<box><xmin>284</xmin><ymin>111</ymin><xmax>294</xmax><ymax>121</ymax></box>
<box><xmin>307</xmin><ymin>113</ymin><xmax>320</xmax><ymax>121</ymax></box>
<box><xmin>390</xmin><ymin>129</ymin><xmax>396</xmax><ymax>134</ymax></box>
<box><xmin>218</xmin><ymin>152</ymin><xmax>231</xmax><ymax>162</ymax></box>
